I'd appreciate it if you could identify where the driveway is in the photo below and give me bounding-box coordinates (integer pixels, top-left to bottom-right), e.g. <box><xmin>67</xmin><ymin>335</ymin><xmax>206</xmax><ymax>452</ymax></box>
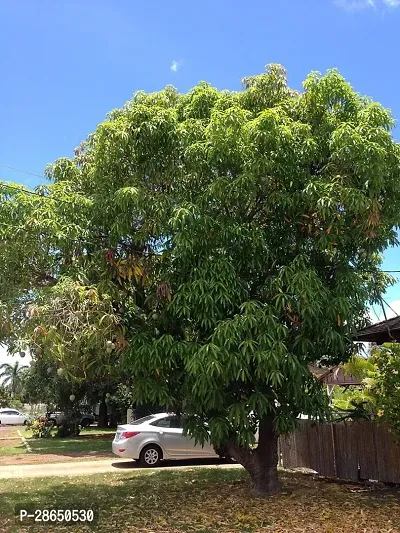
<box><xmin>0</xmin><ymin>457</ymin><xmax>240</xmax><ymax>479</ymax></box>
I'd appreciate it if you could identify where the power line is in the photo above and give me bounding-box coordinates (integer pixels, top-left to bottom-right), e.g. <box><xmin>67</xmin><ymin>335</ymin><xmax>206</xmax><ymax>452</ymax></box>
<box><xmin>0</xmin><ymin>181</ymin><xmax>75</xmax><ymax>205</ymax></box>
<box><xmin>0</xmin><ymin>164</ymin><xmax>46</xmax><ymax>180</ymax></box>
<box><xmin>370</xmin><ymin>305</ymin><xmax>382</xmax><ymax>323</ymax></box>
<box><xmin>0</xmin><ymin>181</ymin><xmax>48</xmax><ymax>199</ymax></box>
<box><xmin>381</xmin><ymin>296</ymin><xmax>400</xmax><ymax>319</ymax></box>
<box><xmin>0</xmin><ymin>221</ymin><xmax>163</xmax><ymax>256</ymax></box>
<box><xmin>1</xmin><ymin>182</ymin><xmax>400</xmax><ymax>271</ymax></box>
<box><xmin>0</xmin><ymin>218</ymin><xmax>398</xmax><ymax>269</ymax></box>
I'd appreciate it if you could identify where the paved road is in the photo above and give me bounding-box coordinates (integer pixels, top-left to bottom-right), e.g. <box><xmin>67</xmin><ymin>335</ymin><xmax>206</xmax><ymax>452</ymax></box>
<box><xmin>0</xmin><ymin>458</ymin><xmax>240</xmax><ymax>479</ymax></box>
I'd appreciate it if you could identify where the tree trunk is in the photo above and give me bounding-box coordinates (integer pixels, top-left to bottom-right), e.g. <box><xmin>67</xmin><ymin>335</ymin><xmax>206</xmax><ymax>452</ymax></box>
<box><xmin>108</xmin><ymin>410</ymin><xmax>119</xmax><ymax>428</ymax></box>
<box><xmin>225</xmin><ymin>416</ymin><xmax>281</xmax><ymax>496</ymax></box>
<box><xmin>97</xmin><ymin>399</ymin><xmax>108</xmax><ymax>428</ymax></box>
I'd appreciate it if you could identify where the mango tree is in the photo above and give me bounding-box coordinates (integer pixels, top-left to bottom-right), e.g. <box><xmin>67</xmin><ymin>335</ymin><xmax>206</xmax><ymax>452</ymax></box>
<box><xmin>1</xmin><ymin>65</ymin><xmax>400</xmax><ymax>494</ymax></box>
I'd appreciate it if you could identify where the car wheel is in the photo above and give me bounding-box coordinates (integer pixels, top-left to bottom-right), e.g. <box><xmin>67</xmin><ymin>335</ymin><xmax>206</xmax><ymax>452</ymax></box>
<box><xmin>80</xmin><ymin>418</ymin><xmax>91</xmax><ymax>428</ymax></box>
<box><xmin>139</xmin><ymin>444</ymin><xmax>162</xmax><ymax>467</ymax></box>
<box><xmin>23</xmin><ymin>419</ymin><xmax>28</xmax><ymax>425</ymax></box>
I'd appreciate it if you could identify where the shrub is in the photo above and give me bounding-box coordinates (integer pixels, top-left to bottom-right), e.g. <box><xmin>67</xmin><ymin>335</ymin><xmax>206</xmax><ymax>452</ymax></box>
<box><xmin>27</xmin><ymin>416</ymin><xmax>53</xmax><ymax>438</ymax></box>
<box><xmin>369</xmin><ymin>343</ymin><xmax>400</xmax><ymax>437</ymax></box>
<box><xmin>55</xmin><ymin>410</ymin><xmax>82</xmax><ymax>437</ymax></box>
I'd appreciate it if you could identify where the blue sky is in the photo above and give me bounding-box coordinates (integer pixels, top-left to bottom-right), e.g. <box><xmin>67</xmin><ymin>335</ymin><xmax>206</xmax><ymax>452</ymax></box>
<box><xmin>1</xmin><ymin>0</ymin><xmax>400</xmax><ymax>346</ymax></box>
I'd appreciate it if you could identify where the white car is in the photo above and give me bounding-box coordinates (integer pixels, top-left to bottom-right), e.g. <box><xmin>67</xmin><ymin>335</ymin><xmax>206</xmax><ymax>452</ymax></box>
<box><xmin>0</xmin><ymin>408</ymin><xmax>29</xmax><ymax>425</ymax></box>
<box><xmin>112</xmin><ymin>413</ymin><xmax>218</xmax><ymax>466</ymax></box>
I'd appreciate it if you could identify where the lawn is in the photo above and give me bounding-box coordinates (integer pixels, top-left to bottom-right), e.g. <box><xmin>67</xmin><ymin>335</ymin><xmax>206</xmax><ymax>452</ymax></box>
<box><xmin>0</xmin><ymin>426</ymin><xmax>114</xmax><ymax>464</ymax></box>
<box><xmin>24</xmin><ymin>431</ymin><xmax>113</xmax><ymax>455</ymax></box>
<box><xmin>81</xmin><ymin>426</ymin><xmax>116</xmax><ymax>435</ymax></box>
<box><xmin>0</xmin><ymin>427</ymin><xmax>26</xmax><ymax>456</ymax></box>
<box><xmin>0</xmin><ymin>468</ymin><xmax>399</xmax><ymax>533</ymax></box>
<box><xmin>0</xmin><ymin>441</ymin><xmax>26</xmax><ymax>455</ymax></box>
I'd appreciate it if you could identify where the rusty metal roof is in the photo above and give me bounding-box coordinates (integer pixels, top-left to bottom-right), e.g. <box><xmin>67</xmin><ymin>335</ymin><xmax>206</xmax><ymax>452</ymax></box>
<box><xmin>355</xmin><ymin>316</ymin><xmax>400</xmax><ymax>343</ymax></box>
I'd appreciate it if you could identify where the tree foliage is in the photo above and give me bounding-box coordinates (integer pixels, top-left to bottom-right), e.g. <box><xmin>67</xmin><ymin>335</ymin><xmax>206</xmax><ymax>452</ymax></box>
<box><xmin>1</xmin><ymin>64</ymin><xmax>400</xmax><ymax>493</ymax></box>
<box><xmin>332</xmin><ymin>346</ymin><xmax>400</xmax><ymax>434</ymax></box>
<box><xmin>22</xmin><ymin>358</ymin><xmax>87</xmax><ymax>409</ymax></box>
<box><xmin>0</xmin><ymin>360</ymin><xmax>28</xmax><ymax>397</ymax></box>
<box><xmin>0</xmin><ymin>385</ymin><xmax>11</xmax><ymax>407</ymax></box>
<box><xmin>363</xmin><ymin>344</ymin><xmax>400</xmax><ymax>436</ymax></box>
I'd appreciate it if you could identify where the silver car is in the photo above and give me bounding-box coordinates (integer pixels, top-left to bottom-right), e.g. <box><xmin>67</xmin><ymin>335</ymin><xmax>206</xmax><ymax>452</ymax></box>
<box><xmin>0</xmin><ymin>408</ymin><xmax>29</xmax><ymax>425</ymax></box>
<box><xmin>112</xmin><ymin>412</ymin><xmax>218</xmax><ymax>466</ymax></box>
<box><xmin>46</xmin><ymin>411</ymin><xmax>95</xmax><ymax>428</ymax></box>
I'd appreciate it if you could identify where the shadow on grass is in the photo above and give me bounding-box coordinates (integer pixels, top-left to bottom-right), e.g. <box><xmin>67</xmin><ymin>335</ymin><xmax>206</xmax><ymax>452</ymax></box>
<box><xmin>1</xmin><ymin>468</ymin><xmax>400</xmax><ymax>533</ymax></box>
<box><xmin>111</xmin><ymin>457</ymin><xmax>233</xmax><ymax>469</ymax></box>
<box><xmin>0</xmin><ymin>443</ymin><xmax>26</xmax><ymax>456</ymax></box>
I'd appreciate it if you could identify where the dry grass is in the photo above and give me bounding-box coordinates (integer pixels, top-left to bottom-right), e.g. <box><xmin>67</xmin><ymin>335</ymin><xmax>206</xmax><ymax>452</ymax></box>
<box><xmin>0</xmin><ymin>467</ymin><xmax>400</xmax><ymax>532</ymax></box>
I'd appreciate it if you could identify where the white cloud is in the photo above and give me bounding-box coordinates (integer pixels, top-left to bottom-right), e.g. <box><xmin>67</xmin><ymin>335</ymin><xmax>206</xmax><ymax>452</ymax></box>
<box><xmin>334</xmin><ymin>0</ymin><xmax>400</xmax><ymax>9</ymax></box>
<box><xmin>170</xmin><ymin>60</ymin><xmax>181</xmax><ymax>72</ymax></box>
<box><xmin>334</xmin><ymin>0</ymin><xmax>375</xmax><ymax>10</ymax></box>
<box><xmin>369</xmin><ymin>299</ymin><xmax>400</xmax><ymax>323</ymax></box>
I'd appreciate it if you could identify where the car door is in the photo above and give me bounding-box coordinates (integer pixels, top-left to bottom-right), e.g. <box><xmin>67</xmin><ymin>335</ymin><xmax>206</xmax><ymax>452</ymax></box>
<box><xmin>9</xmin><ymin>410</ymin><xmax>22</xmax><ymax>424</ymax></box>
<box><xmin>183</xmin><ymin>424</ymin><xmax>217</xmax><ymax>458</ymax></box>
<box><xmin>0</xmin><ymin>410</ymin><xmax>9</xmax><ymax>424</ymax></box>
<box><xmin>1</xmin><ymin>410</ymin><xmax>16</xmax><ymax>424</ymax></box>
<box><xmin>150</xmin><ymin>416</ymin><xmax>188</xmax><ymax>458</ymax></box>
<box><xmin>15</xmin><ymin>411</ymin><xmax>26</xmax><ymax>424</ymax></box>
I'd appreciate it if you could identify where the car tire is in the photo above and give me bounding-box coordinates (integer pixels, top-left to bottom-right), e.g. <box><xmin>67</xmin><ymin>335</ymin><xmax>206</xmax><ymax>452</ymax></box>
<box><xmin>80</xmin><ymin>418</ymin><xmax>91</xmax><ymax>428</ymax></box>
<box><xmin>139</xmin><ymin>444</ymin><xmax>162</xmax><ymax>467</ymax></box>
<box><xmin>23</xmin><ymin>419</ymin><xmax>28</xmax><ymax>425</ymax></box>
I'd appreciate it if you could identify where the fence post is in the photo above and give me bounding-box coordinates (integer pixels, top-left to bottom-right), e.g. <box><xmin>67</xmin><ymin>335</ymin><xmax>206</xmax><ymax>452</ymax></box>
<box><xmin>331</xmin><ymin>422</ymin><xmax>337</xmax><ymax>478</ymax></box>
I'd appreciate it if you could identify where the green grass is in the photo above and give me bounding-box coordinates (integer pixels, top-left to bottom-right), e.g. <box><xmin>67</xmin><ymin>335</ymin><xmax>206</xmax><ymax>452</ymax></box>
<box><xmin>81</xmin><ymin>426</ymin><xmax>116</xmax><ymax>435</ymax></box>
<box><xmin>27</xmin><ymin>436</ymin><xmax>112</xmax><ymax>455</ymax></box>
<box><xmin>1</xmin><ymin>468</ymin><xmax>400</xmax><ymax>533</ymax></box>
<box><xmin>23</xmin><ymin>427</ymin><xmax>114</xmax><ymax>456</ymax></box>
<box><xmin>0</xmin><ymin>443</ymin><xmax>26</xmax><ymax>455</ymax></box>
<box><xmin>0</xmin><ymin>428</ymin><xmax>27</xmax><ymax>455</ymax></box>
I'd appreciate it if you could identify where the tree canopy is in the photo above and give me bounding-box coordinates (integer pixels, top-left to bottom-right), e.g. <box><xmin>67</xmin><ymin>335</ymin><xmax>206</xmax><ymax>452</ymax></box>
<box><xmin>1</xmin><ymin>64</ymin><xmax>400</xmax><ymax>494</ymax></box>
<box><xmin>0</xmin><ymin>385</ymin><xmax>12</xmax><ymax>408</ymax></box>
<box><xmin>0</xmin><ymin>360</ymin><xmax>28</xmax><ymax>397</ymax></box>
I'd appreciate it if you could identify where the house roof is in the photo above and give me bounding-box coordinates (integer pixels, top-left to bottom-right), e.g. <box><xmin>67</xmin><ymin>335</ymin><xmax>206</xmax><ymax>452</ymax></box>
<box><xmin>355</xmin><ymin>316</ymin><xmax>400</xmax><ymax>344</ymax></box>
<box><xmin>308</xmin><ymin>365</ymin><xmax>331</xmax><ymax>380</ymax></box>
<box><xmin>308</xmin><ymin>364</ymin><xmax>360</xmax><ymax>386</ymax></box>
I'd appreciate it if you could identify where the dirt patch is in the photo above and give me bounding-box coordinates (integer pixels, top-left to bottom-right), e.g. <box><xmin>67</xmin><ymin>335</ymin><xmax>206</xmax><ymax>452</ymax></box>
<box><xmin>0</xmin><ymin>427</ymin><xmax>21</xmax><ymax>439</ymax></box>
<box><xmin>0</xmin><ymin>450</ymin><xmax>114</xmax><ymax>466</ymax></box>
<box><xmin>0</xmin><ymin>438</ymin><xmax>21</xmax><ymax>447</ymax></box>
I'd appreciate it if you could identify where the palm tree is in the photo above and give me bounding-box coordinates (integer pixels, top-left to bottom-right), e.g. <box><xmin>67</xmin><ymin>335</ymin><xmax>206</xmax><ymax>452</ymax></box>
<box><xmin>344</xmin><ymin>355</ymin><xmax>376</xmax><ymax>383</ymax></box>
<box><xmin>0</xmin><ymin>361</ymin><xmax>28</xmax><ymax>398</ymax></box>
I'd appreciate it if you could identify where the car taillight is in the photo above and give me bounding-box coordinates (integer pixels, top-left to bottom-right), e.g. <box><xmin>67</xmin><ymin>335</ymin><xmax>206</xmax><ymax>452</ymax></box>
<box><xmin>121</xmin><ymin>431</ymin><xmax>140</xmax><ymax>439</ymax></box>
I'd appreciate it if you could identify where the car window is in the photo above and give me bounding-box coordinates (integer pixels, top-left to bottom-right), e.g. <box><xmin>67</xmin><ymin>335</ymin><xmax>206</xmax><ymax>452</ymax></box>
<box><xmin>170</xmin><ymin>416</ymin><xmax>183</xmax><ymax>428</ymax></box>
<box><xmin>151</xmin><ymin>416</ymin><xmax>183</xmax><ymax>429</ymax></box>
<box><xmin>2</xmin><ymin>410</ymin><xmax>16</xmax><ymax>415</ymax></box>
<box><xmin>130</xmin><ymin>415</ymin><xmax>157</xmax><ymax>425</ymax></box>
<box><xmin>150</xmin><ymin>417</ymin><xmax>172</xmax><ymax>428</ymax></box>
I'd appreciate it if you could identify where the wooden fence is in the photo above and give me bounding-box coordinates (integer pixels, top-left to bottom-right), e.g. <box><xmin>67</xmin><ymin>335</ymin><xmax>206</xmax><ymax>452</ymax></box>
<box><xmin>278</xmin><ymin>420</ymin><xmax>400</xmax><ymax>484</ymax></box>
